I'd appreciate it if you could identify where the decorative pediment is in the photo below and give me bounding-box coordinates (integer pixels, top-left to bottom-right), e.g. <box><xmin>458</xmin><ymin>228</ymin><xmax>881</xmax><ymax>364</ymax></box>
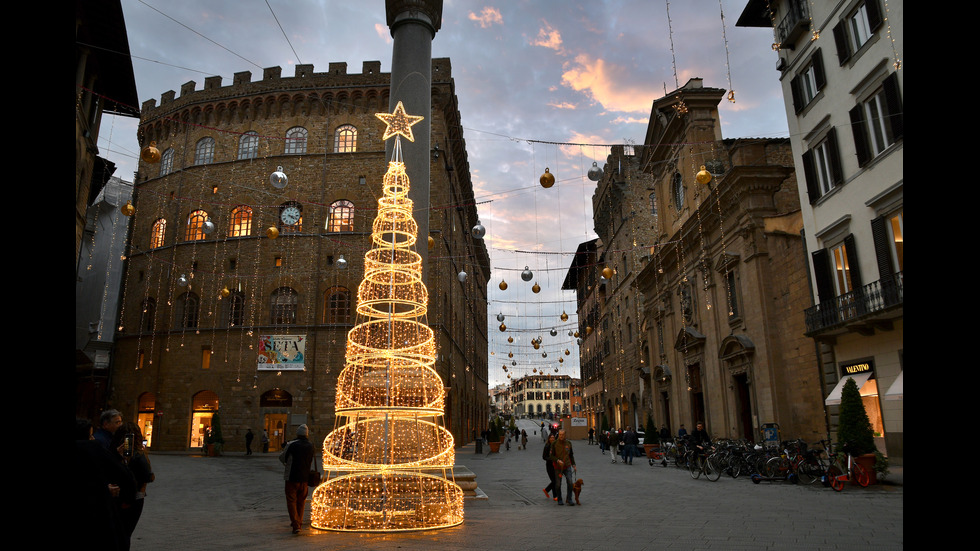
<box><xmin>673</xmin><ymin>326</ymin><xmax>706</xmax><ymax>351</ymax></box>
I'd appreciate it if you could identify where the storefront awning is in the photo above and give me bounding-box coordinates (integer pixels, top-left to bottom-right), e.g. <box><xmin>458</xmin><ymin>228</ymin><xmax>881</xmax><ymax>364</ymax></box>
<box><xmin>825</xmin><ymin>373</ymin><xmax>873</xmax><ymax>405</ymax></box>
<box><xmin>884</xmin><ymin>371</ymin><xmax>903</xmax><ymax>400</ymax></box>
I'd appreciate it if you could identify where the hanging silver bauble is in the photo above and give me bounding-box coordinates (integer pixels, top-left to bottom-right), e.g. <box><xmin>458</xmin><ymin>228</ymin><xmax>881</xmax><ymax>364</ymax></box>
<box><xmin>587</xmin><ymin>161</ymin><xmax>603</xmax><ymax>182</ymax></box>
<box><xmin>336</xmin><ymin>255</ymin><xmax>348</xmax><ymax>269</ymax></box>
<box><xmin>202</xmin><ymin>219</ymin><xmax>215</xmax><ymax>236</ymax></box>
<box><xmin>542</xmin><ymin>351</ymin><xmax>548</xmax><ymax>358</ymax></box>
<box><xmin>550</xmin><ymin>328</ymin><xmax>558</xmax><ymax>337</ymax></box>
<box><xmin>521</xmin><ymin>266</ymin><xmax>533</xmax><ymax>282</ymax></box>
<box><xmin>568</xmin><ymin>330</ymin><xmax>574</xmax><ymax>337</ymax></box>
<box><xmin>576</xmin><ymin>338</ymin><xmax>582</xmax><ymax>345</ymax></box>
<box><xmin>497</xmin><ymin>313</ymin><xmax>505</xmax><ymax>323</ymax></box>
<box><xmin>271</xmin><ymin>166</ymin><xmax>288</xmax><ymax>189</ymax></box>
<box><xmin>177</xmin><ymin>274</ymin><xmax>189</xmax><ymax>287</ymax></box>
<box><xmin>471</xmin><ymin>220</ymin><xmax>486</xmax><ymax>239</ymax></box>
<box><xmin>458</xmin><ymin>270</ymin><xmax>468</xmax><ymax>282</ymax></box>
<box><xmin>512</xmin><ymin>360</ymin><xmax>517</xmax><ymax>366</ymax></box>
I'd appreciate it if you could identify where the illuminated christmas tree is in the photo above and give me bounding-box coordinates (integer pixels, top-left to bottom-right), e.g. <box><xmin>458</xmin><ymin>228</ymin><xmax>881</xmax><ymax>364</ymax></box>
<box><xmin>310</xmin><ymin>102</ymin><xmax>464</xmax><ymax>532</ymax></box>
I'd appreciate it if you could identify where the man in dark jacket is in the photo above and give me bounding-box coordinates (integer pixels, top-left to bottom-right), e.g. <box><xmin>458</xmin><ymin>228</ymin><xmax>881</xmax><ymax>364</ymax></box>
<box><xmin>280</xmin><ymin>424</ymin><xmax>316</xmax><ymax>533</ymax></box>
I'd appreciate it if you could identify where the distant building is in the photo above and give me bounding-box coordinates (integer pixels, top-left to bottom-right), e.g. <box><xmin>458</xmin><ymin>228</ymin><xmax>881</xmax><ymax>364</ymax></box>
<box><xmin>738</xmin><ymin>0</ymin><xmax>903</xmax><ymax>458</ymax></box>
<box><xmin>75</xmin><ymin>0</ymin><xmax>139</xmax><ymax>419</ymax></box>
<box><xmin>510</xmin><ymin>374</ymin><xmax>572</xmax><ymax>419</ymax></box>
<box><xmin>111</xmin><ymin>59</ymin><xmax>488</xmax><ymax>451</ymax></box>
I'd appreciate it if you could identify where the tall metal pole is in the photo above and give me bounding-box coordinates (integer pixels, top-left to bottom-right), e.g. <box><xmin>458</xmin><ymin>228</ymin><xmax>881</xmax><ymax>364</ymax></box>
<box><xmin>385</xmin><ymin>0</ymin><xmax>442</xmax><ymax>285</ymax></box>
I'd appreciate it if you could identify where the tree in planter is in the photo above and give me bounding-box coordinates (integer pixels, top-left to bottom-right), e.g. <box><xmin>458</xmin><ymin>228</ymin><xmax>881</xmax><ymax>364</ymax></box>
<box><xmin>210</xmin><ymin>411</ymin><xmax>225</xmax><ymax>456</ymax></box>
<box><xmin>837</xmin><ymin>377</ymin><xmax>876</xmax><ymax>456</ymax></box>
<box><xmin>600</xmin><ymin>414</ymin><xmax>610</xmax><ymax>433</ymax></box>
<box><xmin>488</xmin><ymin>417</ymin><xmax>502</xmax><ymax>442</ymax></box>
<box><xmin>645</xmin><ymin>413</ymin><xmax>659</xmax><ymax>445</ymax></box>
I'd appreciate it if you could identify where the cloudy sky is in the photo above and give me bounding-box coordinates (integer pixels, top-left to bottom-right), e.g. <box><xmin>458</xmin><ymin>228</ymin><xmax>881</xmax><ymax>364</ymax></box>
<box><xmin>101</xmin><ymin>0</ymin><xmax>789</xmax><ymax>388</ymax></box>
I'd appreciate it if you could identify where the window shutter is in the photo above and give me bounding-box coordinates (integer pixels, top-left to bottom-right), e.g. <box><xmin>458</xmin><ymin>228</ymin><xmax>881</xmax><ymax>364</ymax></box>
<box><xmin>802</xmin><ymin>148</ymin><xmax>820</xmax><ymax>204</ymax></box>
<box><xmin>882</xmin><ymin>72</ymin><xmax>903</xmax><ymax>141</ymax></box>
<box><xmin>812</xmin><ymin>249</ymin><xmax>834</xmax><ymax>303</ymax></box>
<box><xmin>843</xmin><ymin>234</ymin><xmax>863</xmax><ymax>289</ymax></box>
<box><xmin>813</xmin><ymin>49</ymin><xmax>826</xmax><ymax>91</ymax></box>
<box><xmin>870</xmin><ymin>216</ymin><xmax>893</xmax><ymax>279</ymax></box>
<box><xmin>866</xmin><ymin>0</ymin><xmax>883</xmax><ymax>33</ymax></box>
<box><xmin>849</xmin><ymin>105</ymin><xmax>871</xmax><ymax>167</ymax></box>
<box><xmin>827</xmin><ymin>128</ymin><xmax>844</xmax><ymax>187</ymax></box>
<box><xmin>833</xmin><ymin>22</ymin><xmax>851</xmax><ymax>65</ymax></box>
<box><xmin>791</xmin><ymin>73</ymin><xmax>804</xmax><ymax>114</ymax></box>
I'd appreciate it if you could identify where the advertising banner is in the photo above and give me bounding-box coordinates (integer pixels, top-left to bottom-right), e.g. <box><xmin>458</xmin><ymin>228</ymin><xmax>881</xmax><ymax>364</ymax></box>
<box><xmin>257</xmin><ymin>335</ymin><xmax>306</xmax><ymax>370</ymax></box>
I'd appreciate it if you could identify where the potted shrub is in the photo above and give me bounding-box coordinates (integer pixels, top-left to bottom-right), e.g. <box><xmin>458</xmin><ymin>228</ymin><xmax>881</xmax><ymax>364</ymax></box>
<box><xmin>643</xmin><ymin>413</ymin><xmax>660</xmax><ymax>458</ymax></box>
<box><xmin>837</xmin><ymin>377</ymin><xmax>877</xmax><ymax>484</ymax></box>
<box><xmin>487</xmin><ymin>417</ymin><xmax>503</xmax><ymax>453</ymax></box>
<box><xmin>208</xmin><ymin>411</ymin><xmax>224</xmax><ymax>456</ymax></box>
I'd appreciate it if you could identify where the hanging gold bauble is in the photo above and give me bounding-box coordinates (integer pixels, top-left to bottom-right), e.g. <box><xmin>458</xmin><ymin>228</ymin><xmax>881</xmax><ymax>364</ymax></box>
<box><xmin>140</xmin><ymin>141</ymin><xmax>161</xmax><ymax>163</ymax></box>
<box><xmin>120</xmin><ymin>200</ymin><xmax>135</xmax><ymax>216</ymax></box>
<box><xmin>696</xmin><ymin>165</ymin><xmax>712</xmax><ymax>185</ymax></box>
<box><xmin>532</xmin><ymin>283</ymin><xmax>541</xmax><ymax>293</ymax></box>
<box><xmin>507</xmin><ymin>336</ymin><xmax>514</xmax><ymax>343</ymax></box>
<box><xmin>560</xmin><ymin>311</ymin><xmax>568</xmax><ymax>322</ymax></box>
<box><xmin>574</xmin><ymin>331</ymin><xmax>579</xmax><ymax>338</ymax></box>
<box><xmin>565</xmin><ymin>349</ymin><xmax>570</xmax><ymax>355</ymax></box>
<box><xmin>428</xmin><ymin>235</ymin><xmax>434</xmax><ymax>249</ymax></box>
<box><xmin>266</xmin><ymin>226</ymin><xmax>279</xmax><ymax>239</ymax></box>
<box><xmin>508</xmin><ymin>352</ymin><xmax>513</xmax><ymax>358</ymax></box>
<box><xmin>533</xmin><ymin>342</ymin><xmax>540</xmax><ymax>350</ymax></box>
<box><xmin>220</xmin><ymin>287</ymin><xmax>231</xmax><ymax>298</ymax></box>
<box><xmin>559</xmin><ymin>357</ymin><xmax>564</xmax><ymax>363</ymax></box>
<box><xmin>586</xmin><ymin>326</ymin><xmax>593</xmax><ymax>335</ymax></box>
<box><xmin>499</xmin><ymin>323</ymin><xmax>507</xmax><ymax>332</ymax></box>
<box><xmin>539</xmin><ymin>167</ymin><xmax>555</xmax><ymax>188</ymax></box>
<box><xmin>499</xmin><ymin>280</ymin><xmax>508</xmax><ymax>291</ymax></box>
<box><xmin>533</xmin><ymin>368</ymin><xmax>538</xmax><ymax>373</ymax></box>
<box><xmin>602</xmin><ymin>267</ymin><xmax>614</xmax><ymax>279</ymax></box>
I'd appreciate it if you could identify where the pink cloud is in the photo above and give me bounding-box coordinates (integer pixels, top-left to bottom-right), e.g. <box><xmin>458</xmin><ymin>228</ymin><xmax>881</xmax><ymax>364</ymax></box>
<box><xmin>374</xmin><ymin>23</ymin><xmax>392</xmax><ymax>44</ymax></box>
<box><xmin>530</xmin><ymin>21</ymin><xmax>563</xmax><ymax>52</ymax></box>
<box><xmin>468</xmin><ymin>7</ymin><xmax>503</xmax><ymax>28</ymax></box>
<box><xmin>562</xmin><ymin>54</ymin><xmax>656</xmax><ymax>113</ymax></box>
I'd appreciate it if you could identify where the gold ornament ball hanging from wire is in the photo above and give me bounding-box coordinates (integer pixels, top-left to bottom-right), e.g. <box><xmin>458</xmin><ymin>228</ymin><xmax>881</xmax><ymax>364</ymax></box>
<box><xmin>532</xmin><ymin>283</ymin><xmax>541</xmax><ymax>294</ymax></box>
<box><xmin>602</xmin><ymin>267</ymin><xmax>614</xmax><ymax>279</ymax></box>
<box><xmin>558</xmin><ymin>357</ymin><xmax>564</xmax><ymax>363</ymax></box>
<box><xmin>565</xmin><ymin>349</ymin><xmax>570</xmax><ymax>355</ymax></box>
<box><xmin>508</xmin><ymin>352</ymin><xmax>513</xmax><ymax>358</ymax></box>
<box><xmin>507</xmin><ymin>336</ymin><xmax>514</xmax><ymax>343</ymax></box>
<box><xmin>499</xmin><ymin>323</ymin><xmax>507</xmax><ymax>332</ymax></box>
<box><xmin>141</xmin><ymin>141</ymin><xmax>161</xmax><ymax>163</ymax></box>
<box><xmin>266</xmin><ymin>226</ymin><xmax>280</xmax><ymax>239</ymax></box>
<box><xmin>533</xmin><ymin>342</ymin><xmax>540</xmax><ymax>350</ymax></box>
<box><xmin>540</xmin><ymin>167</ymin><xmax>555</xmax><ymax>188</ymax></box>
<box><xmin>428</xmin><ymin>235</ymin><xmax>434</xmax><ymax>249</ymax></box>
<box><xmin>120</xmin><ymin>200</ymin><xmax>135</xmax><ymax>216</ymax></box>
<box><xmin>574</xmin><ymin>331</ymin><xmax>579</xmax><ymax>338</ymax></box>
<box><xmin>220</xmin><ymin>287</ymin><xmax>231</xmax><ymax>298</ymax></box>
<box><xmin>696</xmin><ymin>165</ymin><xmax>712</xmax><ymax>185</ymax></box>
<box><xmin>499</xmin><ymin>280</ymin><xmax>508</xmax><ymax>291</ymax></box>
<box><xmin>586</xmin><ymin>326</ymin><xmax>593</xmax><ymax>335</ymax></box>
<box><xmin>560</xmin><ymin>311</ymin><xmax>568</xmax><ymax>322</ymax></box>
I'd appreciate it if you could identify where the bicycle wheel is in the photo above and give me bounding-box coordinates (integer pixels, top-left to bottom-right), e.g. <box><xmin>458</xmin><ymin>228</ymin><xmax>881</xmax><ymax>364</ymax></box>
<box><xmin>689</xmin><ymin>453</ymin><xmax>702</xmax><ymax>479</ymax></box>
<box><xmin>727</xmin><ymin>455</ymin><xmax>742</xmax><ymax>479</ymax></box>
<box><xmin>827</xmin><ymin>464</ymin><xmax>844</xmax><ymax>492</ymax></box>
<box><xmin>705</xmin><ymin>453</ymin><xmax>723</xmax><ymax>481</ymax></box>
<box><xmin>796</xmin><ymin>458</ymin><xmax>820</xmax><ymax>485</ymax></box>
<box><xmin>851</xmin><ymin>461</ymin><xmax>870</xmax><ymax>487</ymax></box>
<box><xmin>764</xmin><ymin>457</ymin><xmax>788</xmax><ymax>479</ymax></box>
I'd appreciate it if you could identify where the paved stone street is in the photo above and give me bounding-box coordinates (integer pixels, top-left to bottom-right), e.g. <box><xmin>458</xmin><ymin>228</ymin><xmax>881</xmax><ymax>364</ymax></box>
<box><xmin>132</xmin><ymin>419</ymin><xmax>902</xmax><ymax>550</ymax></box>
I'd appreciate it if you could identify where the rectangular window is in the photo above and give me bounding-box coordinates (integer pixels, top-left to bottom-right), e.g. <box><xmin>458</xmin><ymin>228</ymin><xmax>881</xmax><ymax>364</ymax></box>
<box><xmin>202</xmin><ymin>347</ymin><xmax>211</xmax><ymax>370</ymax></box>
<box><xmin>863</xmin><ymin>89</ymin><xmax>893</xmax><ymax>157</ymax></box>
<box><xmin>833</xmin><ymin>1</ymin><xmax>882</xmax><ymax>64</ymax></box>
<box><xmin>831</xmin><ymin>242</ymin><xmax>853</xmax><ymax>295</ymax></box>
<box><xmin>849</xmin><ymin>73</ymin><xmax>902</xmax><ymax>167</ymax></box>
<box><xmin>848</xmin><ymin>3</ymin><xmax>873</xmax><ymax>51</ymax></box>
<box><xmin>888</xmin><ymin>212</ymin><xmax>903</xmax><ymax>272</ymax></box>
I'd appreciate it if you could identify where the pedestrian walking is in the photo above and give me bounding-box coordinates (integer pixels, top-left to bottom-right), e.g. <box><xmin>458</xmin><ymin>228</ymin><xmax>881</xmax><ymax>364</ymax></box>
<box><xmin>279</xmin><ymin>424</ymin><xmax>315</xmax><ymax>534</ymax></box>
<box><xmin>549</xmin><ymin>430</ymin><xmax>577</xmax><ymax>506</ymax></box>
<box><xmin>245</xmin><ymin>429</ymin><xmax>254</xmax><ymax>455</ymax></box>
<box><xmin>542</xmin><ymin>434</ymin><xmax>557</xmax><ymax>501</ymax></box>
<box><xmin>609</xmin><ymin>428</ymin><xmax>620</xmax><ymax>463</ymax></box>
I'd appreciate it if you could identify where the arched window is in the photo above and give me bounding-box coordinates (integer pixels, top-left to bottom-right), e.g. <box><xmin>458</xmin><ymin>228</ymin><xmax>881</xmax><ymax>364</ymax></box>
<box><xmin>229</xmin><ymin>205</ymin><xmax>252</xmax><ymax>237</ymax></box>
<box><xmin>323</xmin><ymin>287</ymin><xmax>351</xmax><ymax>323</ymax></box>
<box><xmin>279</xmin><ymin>202</ymin><xmax>303</xmax><ymax>233</ymax></box>
<box><xmin>226</xmin><ymin>291</ymin><xmax>246</xmax><ymax>327</ymax></box>
<box><xmin>160</xmin><ymin>148</ymin><xmax>174</xmax><ymax>176</ymax></box>
<box><xmin>238</xmin><ymin>131</ymin><xmax>259</xmax><ymax>160</ymax></box>
<box><xmin>327</xmin><ymin>200</ymin><xmax>354</xmax><ymax>232</ymax></box>
<box><xmin>150</xmin><ymin>218</ymin><xmax>167</xmax><ymax>248</ymax></box>
<box><xmin>271</xmin><ymin>287</ymin><xmax>298</xmax><ymax>325</ymax></box>
<box><xmin>284</xmin><ymin>126</ymin><xmax>308</xmax><ymax>155</ymax></box>
<box><xmin>185</xmin><ymin>210</ymin><xmax>210</xmax><ymax>241</ymax></box>
<box><xmin>334</xmin><ymin>125</ymin><xmax>357</xmax><ymax>153</ymax></box>
<box><xmin>195</xmin><ymin>137</ymin><xmax>215</xmax><ymax>165</ymax></box>
<box><xmin>175</xmin><ymin>291</ymin><xmax>200</xmax><ymax>328</ymax></box>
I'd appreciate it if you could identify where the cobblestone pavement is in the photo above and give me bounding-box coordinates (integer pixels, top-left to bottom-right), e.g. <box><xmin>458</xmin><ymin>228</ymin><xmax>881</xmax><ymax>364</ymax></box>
<box><xmin>131</xmin><ymin>419</ymin><xmax>902</xmax><ymax>550</ymax></box>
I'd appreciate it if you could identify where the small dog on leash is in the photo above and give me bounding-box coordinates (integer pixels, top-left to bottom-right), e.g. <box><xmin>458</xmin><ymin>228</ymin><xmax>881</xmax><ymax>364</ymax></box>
<box><xmin>572</xmin><ymin>479</ymin><xmax>584</xmax><ymax>505</ymax></box>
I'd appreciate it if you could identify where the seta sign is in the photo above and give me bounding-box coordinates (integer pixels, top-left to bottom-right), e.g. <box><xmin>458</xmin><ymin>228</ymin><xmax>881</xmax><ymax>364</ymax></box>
<box><xmin>257</xmin><ymin>335</ymin><xmax>306</xmax><ymax>370</ymax></box>
<box><xmin>840</xmin><ymin>359</ymin><xmax>873</xmax><ymax>376</ymax></box>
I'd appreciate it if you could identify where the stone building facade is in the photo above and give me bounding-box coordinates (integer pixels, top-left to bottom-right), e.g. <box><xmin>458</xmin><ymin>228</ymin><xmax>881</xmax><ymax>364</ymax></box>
<box><xmin>510</xmin><ymin>374</ymin><xmax>572</xmax><ymax>419</ymax></box>
<box><xmin>635</xmin><ymin>79</ymin><xmax>824</xmax><ymax>443</ymax></box>
<box><xmin>112</xmin><ymin>59</ymin><xmax>489</xmax><ymax>451</ymax></box>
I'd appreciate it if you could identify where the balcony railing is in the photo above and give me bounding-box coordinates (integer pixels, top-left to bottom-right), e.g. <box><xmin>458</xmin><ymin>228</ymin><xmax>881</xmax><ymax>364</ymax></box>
<box><xmin>805</xmin><ymin>272</ymin><xmax>903</xmax><ymax>335</ymax></box>
<box><xmin>775</xmin><ymin>0</ymin><xmax>809</xmax><ymax>45</ymax></box>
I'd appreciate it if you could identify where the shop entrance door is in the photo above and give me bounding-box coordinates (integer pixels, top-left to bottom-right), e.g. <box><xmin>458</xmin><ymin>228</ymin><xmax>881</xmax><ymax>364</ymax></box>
<box><xmin>265</xmin><ymin>413</ymin><xmax>288</xmax><ymax>452</ymax></box>
<box><xmin>734</xmin><ymin>374</ymin><xmax>754</xmax><ymax>442</ymax></box>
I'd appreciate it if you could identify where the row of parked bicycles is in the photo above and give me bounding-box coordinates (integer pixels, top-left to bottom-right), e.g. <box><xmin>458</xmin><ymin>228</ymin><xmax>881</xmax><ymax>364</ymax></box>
<box><xmin>647</xmin><ymin>436</ymin><xmax>869</xmax><ymax>491</ymax></box>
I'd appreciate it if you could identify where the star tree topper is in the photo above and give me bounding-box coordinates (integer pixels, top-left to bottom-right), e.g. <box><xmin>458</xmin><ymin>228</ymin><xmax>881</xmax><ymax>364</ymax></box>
<box><xmin>376</xmin><ymin>101</ymin><xmax>424</xmax><ymax>142</ymax></box>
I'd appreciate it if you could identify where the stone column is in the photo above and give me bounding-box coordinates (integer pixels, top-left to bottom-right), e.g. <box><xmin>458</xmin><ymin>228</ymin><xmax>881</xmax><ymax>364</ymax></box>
<box><xmin>385</xmin><ymin>0</ymin><xmax>442</xmax><ymax>283</ymax></box>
